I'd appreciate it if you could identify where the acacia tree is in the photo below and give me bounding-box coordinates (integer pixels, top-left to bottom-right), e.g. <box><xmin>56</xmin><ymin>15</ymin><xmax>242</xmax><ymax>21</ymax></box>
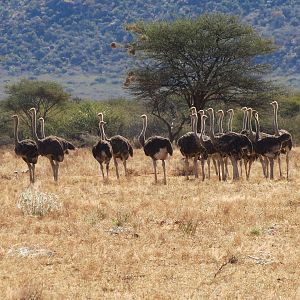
<box><xmin>4</xmin><ymin>79</ymin><xmax>70</xmax><ymax>128</ymax></box>
<box><xmin>120</xmin><ymin>14</ymin><xmax>281</xmax><ymax>140</ymax></box>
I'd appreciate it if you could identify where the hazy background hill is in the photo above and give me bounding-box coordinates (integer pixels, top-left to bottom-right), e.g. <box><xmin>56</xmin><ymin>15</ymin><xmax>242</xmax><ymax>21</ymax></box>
<box><xmin>0</xmin><ymin>0</ymin><xmax>299</xmax><ymax>100</ymax></box>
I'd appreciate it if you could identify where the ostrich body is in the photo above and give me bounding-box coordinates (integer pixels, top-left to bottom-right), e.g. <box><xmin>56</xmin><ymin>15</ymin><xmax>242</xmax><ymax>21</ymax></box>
<box><xmin>98</xmin><ymin>113</ymin><xmax>133</xmax><ymax>179</ymax></box>
<box><xmin>39</xmin><ymin>117</ymin><xmax>75</xmax><ymax>154</ymax></box>
<box><xmin>271</xmin><ymin>101</ymin><xmax>293</xmax><ymax>178</ymax></box>
<box><xmin>13</xmin><ymin>115</ymin><xmax>39</xmax><ymax>183</ymax></box>
<box><xmin>29</xmin><ymin>108</ymin><xmax>64</xmax><ymax>181</ymax></box>
<box><xmin>177</xmin><ymin>114</ymin><xmax>203</xmax><ymax>180</ymax></box>
<box><xmin>252</xmin><ymin>112</ymin><xmax>289</xmax><ymax>180</ymax></box>
<box><xmin>92</xmin><ymin>120</ymin><xmax>113</xmax><ymax>179</ymax></box>
<box><xmin>139</xmin><ymin>114</ymin><xmax>173</xmax><ymax>185</ymax></box>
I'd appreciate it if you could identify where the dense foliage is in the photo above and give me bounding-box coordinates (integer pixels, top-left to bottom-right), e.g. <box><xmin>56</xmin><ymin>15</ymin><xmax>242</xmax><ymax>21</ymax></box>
<box><xmin>0</xmin><ymin>1</ymin><xmax>299</xmax><ymax>99</ymax></box>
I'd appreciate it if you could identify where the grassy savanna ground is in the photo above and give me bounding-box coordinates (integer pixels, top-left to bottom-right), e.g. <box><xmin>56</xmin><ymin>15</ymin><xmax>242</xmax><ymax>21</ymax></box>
<box><xmin>0</xmin><ymin>146</ymin><xmax>299</xmax><ymax>299</ymax></box>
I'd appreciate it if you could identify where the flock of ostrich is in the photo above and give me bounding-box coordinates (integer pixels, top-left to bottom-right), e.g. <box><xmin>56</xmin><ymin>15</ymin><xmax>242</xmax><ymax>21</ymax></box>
<box><xmin>12</xmin><ymin>101</ymin><xmax>292</xmax><ymax>185</ymax></box>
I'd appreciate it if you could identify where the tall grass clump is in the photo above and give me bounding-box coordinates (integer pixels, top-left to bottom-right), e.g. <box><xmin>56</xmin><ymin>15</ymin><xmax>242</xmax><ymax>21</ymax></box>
<box><xmin>17</xmin><ymin>188</ymin><xmax>63</xmax><ymax>217</ymax></box>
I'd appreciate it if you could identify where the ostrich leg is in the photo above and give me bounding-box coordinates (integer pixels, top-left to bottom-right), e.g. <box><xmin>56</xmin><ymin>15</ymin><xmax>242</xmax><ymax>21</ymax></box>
<box><xmin>106</xmin><ymin>163</ymin><xmax>109</xmax><ymax>178</ymax></box>
<box><xmin>50</xmin><ymin>159</ymin><xmax>56</xmax><ymax>181</ymax></box>
<box><xmin>162</xmin><ymin>160</ymin><xmax>167</xmax><ymax>185</ymax></box>
<box><xmin>286</xmin><ymin>152</ymin><xmax>290</xmax><ymax>179</ymax></box>
<box><xmin>100</xmin><ymin>163</ymin><xmax>104</xmax><ymax>178</ymax></box>
<box><xmin>184</xmin><ymin>157</ymin><xmax>189</xmax><ymax>180</ymax></box>
<box><xmin>26</xmin><ymin>162</ymin><xmax>33</xmax><ymax>183</ymax></box>
<box><xmin>269</xmin><ymin>158</ymin><xmax>274</xmax><ymax>180</ymax></box>
<box><xmin>278</xmin><ymin>156</ymin><xmax>283</xmax><ymax>178</ymax></box>
<box><xmin>113</xmin><ymin>157</ymin><xmax>120</xmax><ymax>179</ymax></box>
<box><xmin>193</xmin><ymin>156</ymin><xmax>199</xmax><ymax>179</ymax></box>
<box><xmin>32</xmin><ymin>164</ymin><xmax>35</xmax><ymax>183</ymax></box>
<box><xmin>123</xmin><ymin>160</ymin><xmax>128</xmax><ymax>177</ymax></box>
<box><xmin>152</xmin><ymin>159</ymin><xmax>158</xmax><ymax>184</ymax></box>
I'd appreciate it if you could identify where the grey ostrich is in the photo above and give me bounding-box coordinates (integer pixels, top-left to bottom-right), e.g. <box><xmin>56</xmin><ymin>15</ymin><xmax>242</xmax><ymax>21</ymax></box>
<box><xmin>98</xmin><ymin>112</ymin><xmax>133</xmax><ymax>179</ymax></box>
<box><xmin>12</xmin><ymin>115</ymin><xmax>39</xmax><ymax>183</ymax></box>
<box><xmin>38</xmin><ymin>117</ymin><xmax>75</xmax><ymax>154</ymax></box>
<box><xmin>271</xmin><ymin>101</ymin><xmax>293</xmax><ymax>179</ymax></box>
<box><xmin>29</xmin><ymin>108</ymin><xmax>64</xmax><ymax>181</ymax></box>
<box><xmin>92</xmin><ymin>120</ymin><xmax>113</xmax><ymax>179</ymax></box>
<box><xmin>139</xmin><ymin>114</ymin><xmax>173</xmax><ymax>185</ymax></box>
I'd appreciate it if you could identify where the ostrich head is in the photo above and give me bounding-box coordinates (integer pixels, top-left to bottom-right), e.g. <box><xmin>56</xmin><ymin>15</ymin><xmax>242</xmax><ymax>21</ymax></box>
<box><xmin>189</xmin><ymin>106</ymin><xmax>197</xmax><ymax>114</ymax></box>
<box><xmin>270</xmin><ymin>100</ymin><xmax>278</xmax><ymax>109</ymax></box>
<box><xmin>140</xmin><ymin>114</ymin><xmax>147</xmax><ymax>119</ymax></box>
<box><xmin>97</xmin><ymin>112</ymin><xmax>104</xmax><ymax>122</ymax></box>
<box><xmin>12</xmin><ymin>115</ymin><xmax>18</xmax><ymax>119</ymax></box>
<box><xmin>198</xmin><ymin>110</ymin><xmax>204</xmax><ymax>117</ymax></box>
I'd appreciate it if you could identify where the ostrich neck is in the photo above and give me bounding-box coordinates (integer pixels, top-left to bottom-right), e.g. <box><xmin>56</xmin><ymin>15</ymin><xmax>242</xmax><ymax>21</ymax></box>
<box><xmin>273</xmin><ymin>105</ymin><xmax>280</xmax><ymax>136</ymax></box>
<box><xmin>247</xmin><ymin>111</ymin><xmax>254</xmax><ymax>141</ymax></box>
<box><xmin>228</xmin><ymin>113</ymin><xmax>233</xmax><ymax>132</ymax></box>
<box><xmin>99</xmin><ymin>122</ymin><xmax>108</xmax><ymax>140</ymax></box>
<box><xmin>217</xmin><ymin>115</ymin><xmax>222</xmax><ymax>134</ymax></box>
<box><xmin>13</xmin><ymin>117</ymin><xmax>20</xmax><ymax>145</ymax></box>
<box><xmin>199</xmin><ymin>117</ymin><xmax>206</xmax><ymax>146</ymax></box>
<box><xmin>40</xmin><ymin>120</ymin><xmax>45</xmax><ymax>139</ymax></box>
<box><xmin>31</xmin><ymin>110</ymin><xmax>40</xmax><ymax>143</ymax></box>
<box><xmin>139</xmin><ymin>118</ymin><xmax>147</xmax><ymax>147</ymax></box>
<box><xmin>242</xmin><ymin>111</ymin><xmax>246</xmax><ymax>131</ymax></box>
<box><xmin>99</xmin><ymin>123</ymin><xmax>105</xmax><ymax>140</ymax></box>
<box><xmin>208</xmin><ymin>111</ymin><xmax>216</xmax><ymax>143</ymax></box>
<box><xmin>254</xmin><ymin>117</ymin><xmax>260</xmax><ymax>142</ymax></box>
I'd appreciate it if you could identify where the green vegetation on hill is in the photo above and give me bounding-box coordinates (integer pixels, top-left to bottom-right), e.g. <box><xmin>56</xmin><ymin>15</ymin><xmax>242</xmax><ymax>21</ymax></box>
<box><xmin>0</xmin><ymin>1</ymin><xmax>299</xmax><ymax>99</ymax></box>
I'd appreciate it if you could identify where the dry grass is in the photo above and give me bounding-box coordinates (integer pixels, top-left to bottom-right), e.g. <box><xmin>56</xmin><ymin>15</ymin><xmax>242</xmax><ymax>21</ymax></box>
<box><xmin>1</xmin><ymin>145</ymin><xmax>300</xmax><ymax>299</ymax></box>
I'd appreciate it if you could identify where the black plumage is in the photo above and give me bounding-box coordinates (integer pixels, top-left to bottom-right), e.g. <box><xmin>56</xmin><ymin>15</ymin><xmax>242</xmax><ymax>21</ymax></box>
<box><xmin>13</xmin><ymin>115</ymin><xmax>39</xmax><ymax>183</ymax></box>
<box><xmin>30</xmin><ymin>108</ymin><xmax>65</xmax><ymax>181</ymax></box>
<box><xmin>252</xmin><ymin>112</ymin><xmax>291</xmax><ymax>179</ymax></box>
<box><xmin>39</xmin><ymin>117</ymin><xmax>75</xmax><ymax>154</ymax></box>
<box><xmin>139</xmin><ymin>114</ymin><xmax>173</xmax><ymax>185</ymax></box>
<box><xmin>92</xmin><ymin>139</ymin><xmax>113</xmax><ymax>179</ymax></box>
<box><xmin>97</xmin><ymin>113</ymin><xmax>133</xmax><ymax>179</ymax></box>
<box><xmin>177</xmin><ymin>113</ymin><xmax>205</xmax><ymax>180</ymax></box>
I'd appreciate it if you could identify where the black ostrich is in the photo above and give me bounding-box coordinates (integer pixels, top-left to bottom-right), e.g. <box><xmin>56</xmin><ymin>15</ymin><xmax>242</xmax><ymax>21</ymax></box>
<box><xmin>12</xmin><ymin>115</ymin><xmax>39</xmax><ymax>183</ymax></box>
<box><xmin>206</xmin><ymin>107</ymin><xmax>252</xmax><ymax>181</ymax></box>
<box><xmin>198</xmin><ymin>113</ymin><xmax>221</xmax><ymax>180</ymax></box>
<box><xmin>29</xmin><ymin>108</ymin><xmax>64</xmax><ymax>182</ymax></box>
<box><xmin>139</xmin><ymin>114</ymin><xmax>173</xmax><ymax>185</ymax></box>
<box><xmin>98</xmin><ymin>113</ymin><xmax>133</xmax><ymax>179</ymax></box>
<box><xmin>252</xmin><ymin>112</ymin><xmax>290</xmax><ymax>180</ymax></box>
<box><xmin>271</xmin><ymin>101</ymin><xmax>293</xmax><ymax>179</ymax></box>
<box><xmin>38</xmin><ymin>117</ymin><xmax>75</xmax><ymax>154</ymax></box>
<box><xmin>92</xmin><ymin>120</ymin><xmax>113</xmax><ymax>179</ymax></box>
<box><xmin>177</xmin><ymin>113</ymin><xmax>206</xmax><ymax>180</ymax></box>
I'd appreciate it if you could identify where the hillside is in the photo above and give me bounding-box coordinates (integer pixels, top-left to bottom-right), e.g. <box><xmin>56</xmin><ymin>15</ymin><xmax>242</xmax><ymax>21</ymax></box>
<box><xmin>0</xmin><ymin>0</ymin><xmax>299</xmax><ymax>99</ymax></box>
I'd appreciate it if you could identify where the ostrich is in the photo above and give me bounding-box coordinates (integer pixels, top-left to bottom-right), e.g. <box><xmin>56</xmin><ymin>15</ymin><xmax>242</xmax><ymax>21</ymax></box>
<box><xmin>38</xmin><ymin>117</ymin><xmax>75</xmax><ymax>154</ymax></box>
<box><xmin>98</xmin><ymin>113</ymin><xmax>133</xmax><ymax>179</ymax></box>
<box><xmin>206</xmin><ymin>107</ymin><xmax>252</xmax><ymax>181</ymax></box>
<box><xmin>271</xmin><ymin>100</ymin><xmax>293</xmax><ymax>179</ymax></box>
<box><xmin>252</xmin><ymin>112</ymin><xmax>290</xmax><ymax>180</ymax></box>
<box><xmin>29</xmin><ymin>107</ymin><xmax>64</xmax><ymax>182</ymax></box>
<box><xmin>177</xmin><ymin>113</ymin><xmax>203</xmax><ymax>180</ymax></box>
<box><xmin>139</xmin><ymin>114</ymin><xmax>173</xmax><ymax>185</ymax></box>
<box><xmin>12</xmin><ymin>115</ymin><xmax>39</xmax><ymax>183</ymax></box>
<box><xmin>92</xmin><ymin>120</ymin><xmax>113</xmax><ymax>179</ymax></box>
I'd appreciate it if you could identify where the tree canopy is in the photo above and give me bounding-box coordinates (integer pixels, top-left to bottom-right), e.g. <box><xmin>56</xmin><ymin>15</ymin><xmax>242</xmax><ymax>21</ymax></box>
<box><xmin>122</xmin><ymin>14</ymin><xmax>282</xmax><ymax>139</ymax></box>
<box><xmin>4</xmin><ymin>79</ymin><xmax>70</xmax><ymax>127</ymax></box>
